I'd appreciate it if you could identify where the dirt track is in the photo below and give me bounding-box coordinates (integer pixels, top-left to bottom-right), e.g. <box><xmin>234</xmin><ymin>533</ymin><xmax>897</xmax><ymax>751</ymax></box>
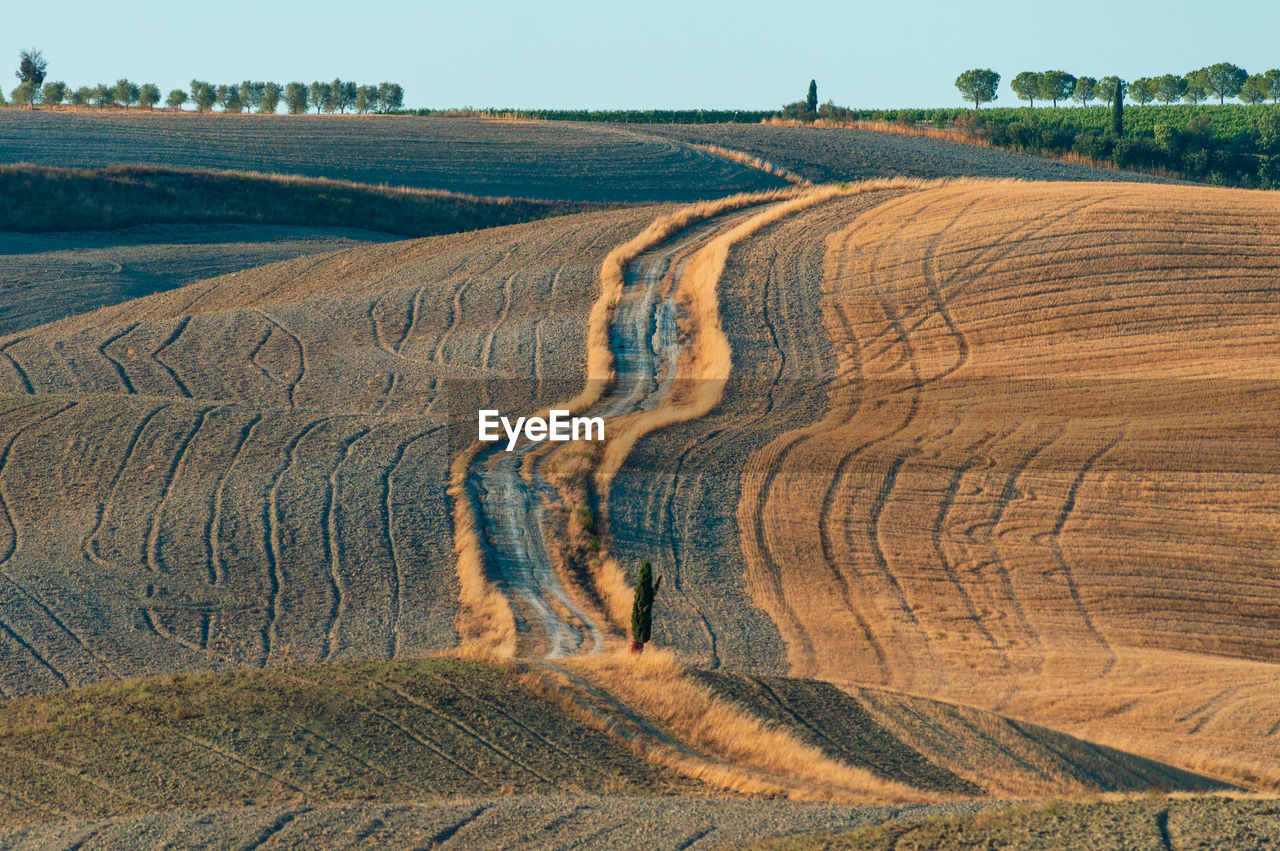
<box><xmin>465</xmin><ymin>210</ymin><xmax>763</xmax><ymax>657</ymax></box>
<box><xmin>607</xmin><ymin>193</ymin><xmax>909</xmax><ymax>672</ymax></box>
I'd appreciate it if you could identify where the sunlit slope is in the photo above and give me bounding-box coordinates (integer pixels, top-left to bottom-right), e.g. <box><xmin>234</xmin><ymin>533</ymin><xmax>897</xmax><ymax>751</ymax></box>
<box><xmin>0</xmin><ymin>656</ymin><xmax>1218</xmax><ymax>832</ymax></box>
<box><xmin>0</xmin><ymin>659</ymin><xmax>692</xmax><ymax>828</ymax></box>
<box><xmin>690</xmin><ymin>672</ymin><xmax>1221</xmax><ymax>798</ymax></box>
<box><xmin>739</xmin><ymin>182</ymin><xmax>1280</xmax><ymax>786</ymax></box>
<box><xmin>0</xmin><ymin>207</ymin><xmax>660</xmax><ymax>696</ymax></box>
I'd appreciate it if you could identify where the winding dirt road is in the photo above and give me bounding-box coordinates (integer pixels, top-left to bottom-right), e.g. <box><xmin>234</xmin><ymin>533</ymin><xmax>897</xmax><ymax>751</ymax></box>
<box><xmin>464</xmin><ymin>210</ymin><xmax>760</xmax><ymax>657</ymax></box>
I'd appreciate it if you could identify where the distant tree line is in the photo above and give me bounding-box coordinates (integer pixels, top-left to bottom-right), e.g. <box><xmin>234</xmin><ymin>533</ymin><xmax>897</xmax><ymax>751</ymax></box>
<box><xmin>956</xmin><ymin>63</ymin><xmax>1280</xmax><ymax>110</ymax></box>
<box><xmin>183</xmin><ymin>80</ymin><xmax>404</xmax><ymax>114</ymax></box>
<box><xmin>6</xmin><ymin>50</ymin><xmax>405</xmax><ymax>114</ymax></box>
<box><xmin>14</xmin><ymin>78</ymin><xmax>403</xmax><ymax>114</ymax></box>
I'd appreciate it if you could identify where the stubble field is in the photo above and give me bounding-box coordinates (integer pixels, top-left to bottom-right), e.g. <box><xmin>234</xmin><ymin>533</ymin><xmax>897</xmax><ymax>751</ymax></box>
<box><xmin>0</xmin><ymin>113</ymin><xmax>785</xmax><ymax>202</ymax></box>
<box><xmin>0</xmin><ymin>224</ymin><xmax>395</xmax><ymax>335</ymax></box>
<box><xmin>1</xmin><ymin>112</ymin><xmax>1277</xmax><ymax>845</ymax></box>
<box><xmin>639</xmin><ymin>123</ymin><xmax>1165</xmax><ymax>185</ymax></box>
<box><xmin>733</xmin><ymin>181</ymin><xmax>1280</xmax><ymax>788</ymax></box>
<box><xmin>0</xmin><ymin>205</ymin><xmax>661</xmax><ymax>697</ymax></box>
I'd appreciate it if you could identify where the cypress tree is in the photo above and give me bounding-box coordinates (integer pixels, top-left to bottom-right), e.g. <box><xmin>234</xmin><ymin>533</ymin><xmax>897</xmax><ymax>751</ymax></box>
<box><xmin>629</xmin><ymin>560</ymin><xmax>663</xmax><ymax>652</ymax></box>
<box><xmin>1111</xmin><ymin>78</ymin><xmax>1124</xmax><ymax>137</ymax></box>
<box><xmin>807</xmin><ymin>79</ymin><xmax>818</xmax><ymax>114</ymax></box>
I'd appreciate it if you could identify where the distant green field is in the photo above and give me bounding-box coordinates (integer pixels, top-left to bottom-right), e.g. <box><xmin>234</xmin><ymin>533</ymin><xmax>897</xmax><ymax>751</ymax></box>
<box><xmin>842</xmin><ymin>103</ymin><xmax>1280</xmax><ymax>187</ymax></box>
<box><xmin>851</xmin><ymin>103</ymin><xmax>1280</xmax><ymax>140</ymax></box>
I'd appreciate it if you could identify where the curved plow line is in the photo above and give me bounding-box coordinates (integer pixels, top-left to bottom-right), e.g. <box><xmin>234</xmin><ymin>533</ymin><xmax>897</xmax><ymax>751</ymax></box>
<box><xmin>0</xmin><ymin>338</ymin><xmax>34</xmax><ymax>394</ymax></box>
<box><xmin>0</xmin><ymin>401</ymin><xmax>128</xmax><ymax>681</ymax></box>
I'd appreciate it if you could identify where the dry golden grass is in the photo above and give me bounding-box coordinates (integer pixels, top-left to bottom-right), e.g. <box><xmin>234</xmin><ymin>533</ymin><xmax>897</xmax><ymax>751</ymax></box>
<box><xmin>563</xmin><ymin>649</ymin><xmax>938</xmax><ymax>803</ymax></box>
<box><xmin>448</xmin><ymin>446</ymin><xmax>521</xmax><ymax>655</ymax></box>
<box><xmin>738</xmin><ymin>180</ymin><xmax>1280</xmax><ymax>789</ymax></box>
<box><xmin>0</xmin><ymin>657</ymin><xmax>694</xmax><ymax>828</ymax></box>
<box><xmin>684</xmin><ymin>143</ymin><xmax>813</xmax><ymax>186</ymax></box>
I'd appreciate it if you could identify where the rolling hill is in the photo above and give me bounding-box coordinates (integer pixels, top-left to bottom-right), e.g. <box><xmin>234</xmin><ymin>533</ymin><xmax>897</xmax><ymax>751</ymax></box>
<box><xmin>639</xmin><ymin>123</ymin><xmax>1166</xmax><ymax>185</ymax></box>
<box><xmin>1</xmin><ymin>141</ymin><xmax>1277</xmax><ymax>842</ymax></box>
<box><xmin>726</xmin><ymin>182</ymin><xmax>1280</xmax><ymax>787</ymax></box>
<box><xmin>0</xmin><ymin>113</ymin><xmax>786</xmax><ymax>202</ymax></box>
<box><xmin>0</xmin><ymin>655</ymin><xmax>1222</xmax><ymax>834</ymax></box>
<box><xmin>0</xmin><ymin>163</ymin><xmax>608</xmax><ymax>334</ymax></box>
<box><xmin>0</xmin><ymin>205</ymin><xmax>663</xmax><ymax>696</ymax></box>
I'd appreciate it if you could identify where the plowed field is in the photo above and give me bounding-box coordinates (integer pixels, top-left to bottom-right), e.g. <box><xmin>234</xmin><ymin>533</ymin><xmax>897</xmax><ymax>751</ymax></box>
<box><xmin>0</xmin><ymin>225</ymin><xmax>395</xmax><ymax>335</ymax></box>
<box><xmin>641</xmin><ymin>123</ymin><xmax>1166</xmax><ymax>185</ymax></box>
<box><xmin>0</xmin><ymin>206</ymin><xmax>661</xmax><ymax>696</ymax></box>
<box><xmin>734</xmin><ymin>181</ymin><xmax>1280</xmax><ymax>787</ymax></box>
<box><xmin>0</xmin><ymin>113</ymin><xmax>785</xmax><ymax>202</ymax></box>
<box><xmin>3</xmin><ymin>160</ymin><xmax>1277</xmax><ymax>841</ymax></box>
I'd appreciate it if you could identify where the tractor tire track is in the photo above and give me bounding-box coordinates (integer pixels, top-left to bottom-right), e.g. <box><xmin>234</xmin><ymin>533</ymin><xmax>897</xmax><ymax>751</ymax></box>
<box><xmin>253</xmin><ymin>310</ymin><xmax>305</xmax><ymax>409</ymax></box>
<box><xmin>0</xmin><ymin>338</ymin><xmax>34</xmax><ymax>394</ymax></box>
<box><xmin>261</xmin><ymin>419</ymin><xmax>327</xmax><ymax>666</ymax></box>
<box><xmin>246</xmin><ymin>322</ymin><xmax>277</xmax><ymax>385</ymax></box>
<box><xmin>0</xmin><ymin>402</ymin><xmax>112</xmax><ymax>685</ymax></box>
<box><xmin>145</xmin><ymin>406</ymin><xmax>216</xmax><ymax>575</ymax></box>
<box><xmin>96</xmin><ymin>323</ymin><xmax>140</xmax><ymax>394</ymax></box>
<box><xmin>0</xmin><ymin>614</ymin><xmax>68</xmax><ymax>689</ymax></box>
<box><xmin>981</xmin><ymin>425</ymin><xmax>1066</xmax><ymax>656</ymax></box>
<box><xmin>481</xmin><ymin>272</ymin><xmax>518</xmax><ymax>370</ymax></box>
<box><xmin>152</xmin><ymin>316</ymin><xmax>193</xmax><ymax>397</ymax></box>
<box><xmin>320</xmin><ymin>426</ymin><xmax>371</xmax><ymax>662</ymax></box>
<box><xmin>169</xmin><ymin>732</ymin><xmax>311</xmax><ymax>797</ymax></box>
<box><xmin>382</xmin><ymin>428</ymin><xmax>438</xmax><ymax>659</ymax></box>
<box><xmin>208</xmin><ymin>414</ymin><xmax>264</xmax><ymax>586</ymax></box>
<box><xmin>1041</xmin><ymin>428</ymin><xmax>1124</xmax><ymax>672</ymax></box>
<box><xmin>375</xmin><ymin>679</ymin><xmax>556</xmax><ymax>785</ymax></box>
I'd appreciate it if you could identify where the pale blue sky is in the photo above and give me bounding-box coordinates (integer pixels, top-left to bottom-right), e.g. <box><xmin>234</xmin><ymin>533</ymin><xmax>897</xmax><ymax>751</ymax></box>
<box><xmin>7</xmin><ymin>1</ymin><xmax>1278</xmax><ymax>109</ymax></box>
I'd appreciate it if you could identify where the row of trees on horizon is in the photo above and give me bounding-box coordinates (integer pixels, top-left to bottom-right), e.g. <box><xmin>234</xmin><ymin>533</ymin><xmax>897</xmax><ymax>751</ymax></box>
<box><xmin>9</xmin><ymin>49</ymin><xmax>404</xmax><ymax>114</ymax></box>
<box><xmin>955</xmin><ymin>63</ymin><xmax>1280</xmax><ymax>110</ymax></box>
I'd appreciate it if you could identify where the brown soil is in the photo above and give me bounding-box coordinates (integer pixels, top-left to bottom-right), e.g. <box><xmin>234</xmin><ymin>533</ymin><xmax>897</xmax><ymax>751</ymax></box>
<box><xmin>0</xmin><ymin>224</ymin><xmax>396</xmax><ymax>335</ymax></box>
<box><xmin>0</xmin><ymin>658</ymin><xmax>691</xmax><ymax>828</ymax></box>
<box><xmin>737</xmin><ymin>181</ymin><xmax>1280</xmax><ymax>789</ymax></box>
<box><xmin>0</xmin><ymin>206</ymin><xmax>663</xmax><ymax>696</ymax></box>
<box><xmin>639</xmin><ymin>123</ymin><xmax>1167</xmax><ymax>185</ymax></box>
<box><xmin>0</xmin><ymin>113</ymin><xmax>785</xmax><ymax>202</ymax></box>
